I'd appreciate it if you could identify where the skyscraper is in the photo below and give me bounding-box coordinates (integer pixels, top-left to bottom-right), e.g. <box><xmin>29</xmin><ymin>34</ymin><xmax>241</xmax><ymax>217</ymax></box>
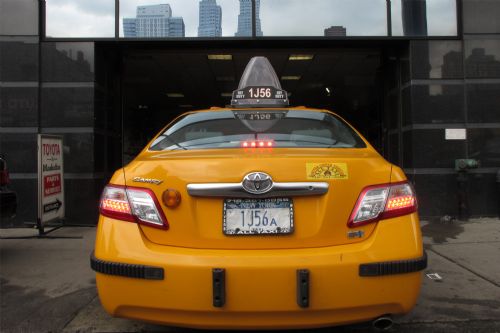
<box><xmin>123</xmin><ymin>4</ymin><xmax>185</xmax><ymax>38</ymax></box>
<box><xmin>168</xmin><ymin>17</ymin><xmax>186</xmax><ymax>37</ymax></box>
<box><xmin>235</xmin><ymin>0</ymin><xmax>263</xmax><ymax>37</ymax></box>
<box><xmin>198</xmin><ymin>0</ymin><xmax>222</xmax><ymax>37</ymax></box>
<box><xmin>324</xmin><ymin>26</ymin><xmax>347</xmax><ymax>37</ymax></box>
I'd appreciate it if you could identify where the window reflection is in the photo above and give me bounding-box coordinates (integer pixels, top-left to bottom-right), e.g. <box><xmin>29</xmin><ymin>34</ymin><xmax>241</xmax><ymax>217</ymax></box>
<box><xmin>411</xmin><ymin>41</ymin><xmax>463</xmax><ymax>79</ymax></box>
<box><xmin>42</xmin><ymin>43</ymin><xmax>94</xmax><ymax>81</ymax></box>
<box><xmin>465</xmin><ymin>39</ymin><xmax>500</xmax><ymax>78</ymax></box>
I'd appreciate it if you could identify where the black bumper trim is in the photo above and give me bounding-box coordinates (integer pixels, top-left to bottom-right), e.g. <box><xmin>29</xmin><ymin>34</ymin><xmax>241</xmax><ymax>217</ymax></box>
<box><xmin>296</xmin><ymin>269</ymin><xmax>310</xmax><ymax>308</ymax></box>
<box><xmin>359</xmin><ymin>252</ymin><xmax>427</xmax><ymax>277</ymax></box>
<box><xmin>212</xmin><ymin>268</ymin><xmax>226</xmax><ymax>307</ymax></box>
<box><xmin>90</xmin><ymin>252</ymin><xmax>164</xmax><ymax>280</ymax></box>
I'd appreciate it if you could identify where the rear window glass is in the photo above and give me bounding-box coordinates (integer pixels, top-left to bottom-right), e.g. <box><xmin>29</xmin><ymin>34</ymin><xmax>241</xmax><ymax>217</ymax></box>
<box><xmin>149</xmin><ymin>110</ymin><xmax>366</xmax><ymax>151</ymax></box>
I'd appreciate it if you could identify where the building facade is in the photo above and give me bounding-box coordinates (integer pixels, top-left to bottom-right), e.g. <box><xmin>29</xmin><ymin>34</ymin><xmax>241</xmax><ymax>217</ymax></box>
<box><xmin>324</xmin><ymin>26</ymin><xmax>347</xmax><ymax>37</ymax></box>
<box><xmin>198</xmin><ymin>0</ymin><xmax>222</xmax><ymax>37</ymax></box>
<box><xmin>1</xmin><ymin>0</ymin><xmax>499</xmax><ymax>227</ymax></box>
<box><xmin>123</xmin><ymin>4</ymin><xmax>185</xmax><ymax>38</ymax></box>
<box><xmin>235</xmin><ymin>0</ymin><xmax>263</xmax><ymax>37</ymax></box>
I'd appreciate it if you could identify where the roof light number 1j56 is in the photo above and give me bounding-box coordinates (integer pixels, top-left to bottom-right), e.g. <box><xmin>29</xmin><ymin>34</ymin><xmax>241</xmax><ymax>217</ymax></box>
<box><xmin>249</xmin><ymin>87</ymin><xmax>272</xmax><ymax>98</ymax></box>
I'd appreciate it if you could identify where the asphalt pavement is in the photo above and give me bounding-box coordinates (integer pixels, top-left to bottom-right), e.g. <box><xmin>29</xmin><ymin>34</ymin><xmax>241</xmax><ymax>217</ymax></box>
<box><xmin>1</xmin><ymin>218</ymin><xmax>500</xmax><ymax>333</ymax></box>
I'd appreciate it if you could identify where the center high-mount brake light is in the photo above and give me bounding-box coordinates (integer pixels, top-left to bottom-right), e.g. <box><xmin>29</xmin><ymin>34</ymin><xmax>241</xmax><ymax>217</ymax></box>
<box><xmin>99</xmin><ymin>184</ymin><xmax>169</xmax><ymax>229</ymax></box>
<box><xmin>348</xmin><ymin>181</ymin><xmax>417</xmax><ymax>228</ymax></box>
<box><xmin>241</xmin><ymin>140</ymin><xmax>274</xmax><ymax>148</ymax></box>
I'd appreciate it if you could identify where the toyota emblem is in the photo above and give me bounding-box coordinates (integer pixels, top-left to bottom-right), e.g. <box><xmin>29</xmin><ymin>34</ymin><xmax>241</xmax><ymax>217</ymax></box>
<box><xmin>242</xmin><ymin>172</ymin><xmax>273</xmax><ymax>194</ymax></box>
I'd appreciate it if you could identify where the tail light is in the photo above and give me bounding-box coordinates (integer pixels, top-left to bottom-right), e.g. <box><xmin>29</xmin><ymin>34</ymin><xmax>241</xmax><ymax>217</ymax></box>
<box><xmin>99</xmin><ymin>185</ymin><xmax>169</xmax><ymax>229</ymax></box>
<box><xmin>348</xmin><ymin>181</ymin><xmax>417</xmax><ymax>228</ymax></box>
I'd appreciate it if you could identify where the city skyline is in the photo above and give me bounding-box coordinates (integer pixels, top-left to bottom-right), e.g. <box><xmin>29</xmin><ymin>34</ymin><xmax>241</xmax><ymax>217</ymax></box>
<box><xmin>45</xmin><ymin>0</ymin><xmax>457</xmax><ymax>38</ymax></box>
<box><xmin>123</xmin><ymin>4</ymin><xmax>185</xmax><ymax>38</ymax></box>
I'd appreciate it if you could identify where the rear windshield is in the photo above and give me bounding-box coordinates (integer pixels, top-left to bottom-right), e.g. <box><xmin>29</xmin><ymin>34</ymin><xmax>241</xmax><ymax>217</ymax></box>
<box><xmin>149</xmin><ymin>110</ymin><xmax>366</xmax><ymax>151</ymax></box>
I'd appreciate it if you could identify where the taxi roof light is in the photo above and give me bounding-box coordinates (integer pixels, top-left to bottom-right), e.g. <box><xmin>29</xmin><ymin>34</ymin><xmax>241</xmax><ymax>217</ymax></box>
<box><xmin>348</xmin><ymin>181</ymin><xmax>417</xmax><ymax>228</ymax></box>
<box><xmin>230</xmin><ymin>56</ymin><xmax>289</xmax><ymax>108</ymax></box>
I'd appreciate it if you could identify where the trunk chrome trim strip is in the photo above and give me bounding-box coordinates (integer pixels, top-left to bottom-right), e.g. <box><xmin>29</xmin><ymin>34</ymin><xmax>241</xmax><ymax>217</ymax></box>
<box><xmin>187</xmin><ymin>182</ymin><xmax>329</xmax><ymax>198</ymax></box>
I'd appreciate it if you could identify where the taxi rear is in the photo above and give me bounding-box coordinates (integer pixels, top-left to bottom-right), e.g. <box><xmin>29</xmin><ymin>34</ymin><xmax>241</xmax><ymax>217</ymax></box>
<box><xmin>91</xmin><ymin>57</ymin><xmax>426</xmax><ymax>329</ymax></box>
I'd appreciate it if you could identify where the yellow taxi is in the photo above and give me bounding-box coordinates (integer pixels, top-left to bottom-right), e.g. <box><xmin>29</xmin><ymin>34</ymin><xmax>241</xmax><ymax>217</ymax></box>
<box><xmin>91</xmin><ymin>57</ymin><xmax>426</xmax><ymax>330</ymax></box>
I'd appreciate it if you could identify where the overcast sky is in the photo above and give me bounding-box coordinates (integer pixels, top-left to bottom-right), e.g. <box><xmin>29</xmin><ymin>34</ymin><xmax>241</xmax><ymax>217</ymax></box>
<box><xmin>45</xmin><ymin>0</ymin><xmax>457</xmax><ymax>38</ymax></box>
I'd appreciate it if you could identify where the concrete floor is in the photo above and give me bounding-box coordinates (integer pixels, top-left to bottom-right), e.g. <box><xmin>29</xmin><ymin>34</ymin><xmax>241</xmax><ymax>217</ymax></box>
<box><xmin>1</xmin><ymin>218</ymin><xmax>500</xmax><ymax>332</ymax></box>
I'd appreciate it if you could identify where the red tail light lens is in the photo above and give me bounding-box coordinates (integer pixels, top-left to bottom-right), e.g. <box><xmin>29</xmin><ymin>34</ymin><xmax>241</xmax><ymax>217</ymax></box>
<box><xmin>99</xmin><ymin>185</ymin><xmax>169</xmax><ymax>229</ymax></box>
<box><xmin>383</xmin><ymin>182</ymin><xmax>417</xmax><ymax>219</ymax></box>
<box><xmin>100</xmin><ymin>185</ymin><xmax>135</xmax><ymax>222</ymax></box>
<box><xmin>348</xmin><ymin>181</ymin><xmax>417</xmax><ymax>228</ymax></box>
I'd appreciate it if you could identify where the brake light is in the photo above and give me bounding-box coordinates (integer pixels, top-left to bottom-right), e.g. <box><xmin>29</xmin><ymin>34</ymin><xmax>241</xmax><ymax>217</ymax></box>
<box><xmin>348</xmin><ymin>181</ymin><xmax>417</xmax><ymax>228</ymax></box>
<box><xmin>241</xmin><ymin>140</ymin><xmax>274</xmax><ymax>148</ymax></box>
<box><xmin>99</xmin><ymin>185</ymin><xmax>169</xmax><ymax>229</ymax></box>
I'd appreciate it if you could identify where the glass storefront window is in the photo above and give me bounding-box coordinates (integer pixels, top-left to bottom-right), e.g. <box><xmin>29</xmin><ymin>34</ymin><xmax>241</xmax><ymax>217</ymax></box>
<box><xmin>45</xmin><ymin>0</ymin><xmax>115</xmax><ymax>37</ymax></box>
<box><xmin>403</xmin><ymin>84</ymin><xmax>465</xmax><ymax>125</ymax></box>
<box><xmin>42</xmin><ymin>42</ymin><xmax>94</xmax><ymax>82</ymax></box>
<box><xmin>468</xmin><ymin>128</ymin><xmax>500</xmax><ymax>168</ymax></box>
<box><xmin>260</xmin><ymin>0</ymin><xmax>387</xmax><ymax>36</ymax></box>
<box><xmin>0</xmin><ymin>0</ymin><xmax>38</xmax><ymax>36</ymax></box>
<box><xmin>0</xmin><ymin>39</ymin><xmax>39</xmax><ymax>81</ymax></box>
<box><xmin>120</xmin><ymin>0</ymin><xmax>239</xmax><ymax>38</ymax></box>
<box><xmin>463</xmin><ymin>0</ymin><xmax>500</xmax><ymax>34</ymax></box>
<box><xmin>0</xmin><ymin>133</ymin><xmax>38</xmax><ymax>173</ymax></box>
<box><xmin>41</xmin><ymin>87</ymin><xmax>94</xmax><ymax>127</ymax></box>
<box><xmin>467</xmin><ymin>84</ymin><xmax>500</xmax><ymax>123</ymax></box>
<box><xmin>0</xmin><ymin>87</ymin><xmax>38</xmax><ymax>127</ymax></box>
<box><xmin>405</xmin><ymin>129</ymin><xmax>466</xmax><ymax>168</ymax></box>
<box><xmin>411</xmin><ymin>41</ymin><xmax>463</xmax><ymax>79</ymax></box>
<box><xmin>391</xmin><ymin>0</ymin><xmax>457</xmax><ymax>36</ymax></box>
<box><xmin>465</xmin><ymin>37</ymin><xmax>500</xmax><ymax>78</ymax></box>
<box><xmin>42</xmin><ymin>0</ymin><xmax>460</xmax><ymax>38</ymax></box>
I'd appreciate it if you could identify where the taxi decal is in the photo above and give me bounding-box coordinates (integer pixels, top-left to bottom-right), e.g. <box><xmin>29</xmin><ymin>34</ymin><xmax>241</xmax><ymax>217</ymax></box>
<box><xmin>306</xmin><ymin>163</ymin><xmax>349</xmax><ymax>180</ymax></box>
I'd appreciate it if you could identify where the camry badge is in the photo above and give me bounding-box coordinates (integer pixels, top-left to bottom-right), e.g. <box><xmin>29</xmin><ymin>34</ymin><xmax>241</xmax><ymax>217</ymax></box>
<box><xmin>132</xmin><ymin>177</ymin><xmax>163</xmax><ymax>185</ymax></box>
<box><xmin>242</xmin><ymin>172</ymin><xmax>273</xmax><ymax>194</ymax></box>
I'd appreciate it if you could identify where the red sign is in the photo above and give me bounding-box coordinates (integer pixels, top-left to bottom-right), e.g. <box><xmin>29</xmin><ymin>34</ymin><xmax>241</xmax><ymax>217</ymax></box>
<box><xmin>44</xmin><ymin>174</ymin><xmax>61</xmax><ymax>197</ymax></box>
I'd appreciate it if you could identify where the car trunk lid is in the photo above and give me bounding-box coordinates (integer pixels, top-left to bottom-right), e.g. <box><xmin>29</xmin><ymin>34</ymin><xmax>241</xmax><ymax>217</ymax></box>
<box><xmin>123</xmin><ymin>148</ymin><xmax>391</xmax><ymax>249</ymax></box>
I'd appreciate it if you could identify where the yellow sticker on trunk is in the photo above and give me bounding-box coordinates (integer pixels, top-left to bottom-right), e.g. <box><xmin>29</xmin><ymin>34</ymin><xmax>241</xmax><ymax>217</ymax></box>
<box><xmin>307</xmin><ymin>163</ymin><xmax>349</xmax><ymax>180</ymax></box>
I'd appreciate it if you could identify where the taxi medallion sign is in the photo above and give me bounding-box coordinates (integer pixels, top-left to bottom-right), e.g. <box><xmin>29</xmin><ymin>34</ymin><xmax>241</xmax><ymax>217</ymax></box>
<box><xmin>38</xmin><ymin>135</ymin><xmax>65</xmax><ymax>225</ymax></box>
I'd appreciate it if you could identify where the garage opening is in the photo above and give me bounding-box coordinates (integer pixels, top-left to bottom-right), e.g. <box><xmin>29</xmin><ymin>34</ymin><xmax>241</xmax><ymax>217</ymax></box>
<box><xmin>95</xmin><ymin>41</ymin><xmax>406</xmax><ymax>168</ymax></box>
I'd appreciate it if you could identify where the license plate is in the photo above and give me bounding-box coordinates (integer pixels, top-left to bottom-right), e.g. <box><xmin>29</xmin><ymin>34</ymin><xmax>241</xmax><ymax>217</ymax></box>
<box><xmin>223</xmin><ymin>198</ymin><xmax>294</xmax><ymax>235</ymax></box>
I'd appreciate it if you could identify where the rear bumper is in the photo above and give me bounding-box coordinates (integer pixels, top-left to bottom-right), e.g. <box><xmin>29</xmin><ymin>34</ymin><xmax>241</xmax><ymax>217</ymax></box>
<box><xmin>91</xmin><ymin>251</ymin><xmax>427</xmax><ymax>280</ymax></box>
<box><xmin>93</xmin><ymin>214</ymin><xmax>425</xmax><ymax>329</ymax></box>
